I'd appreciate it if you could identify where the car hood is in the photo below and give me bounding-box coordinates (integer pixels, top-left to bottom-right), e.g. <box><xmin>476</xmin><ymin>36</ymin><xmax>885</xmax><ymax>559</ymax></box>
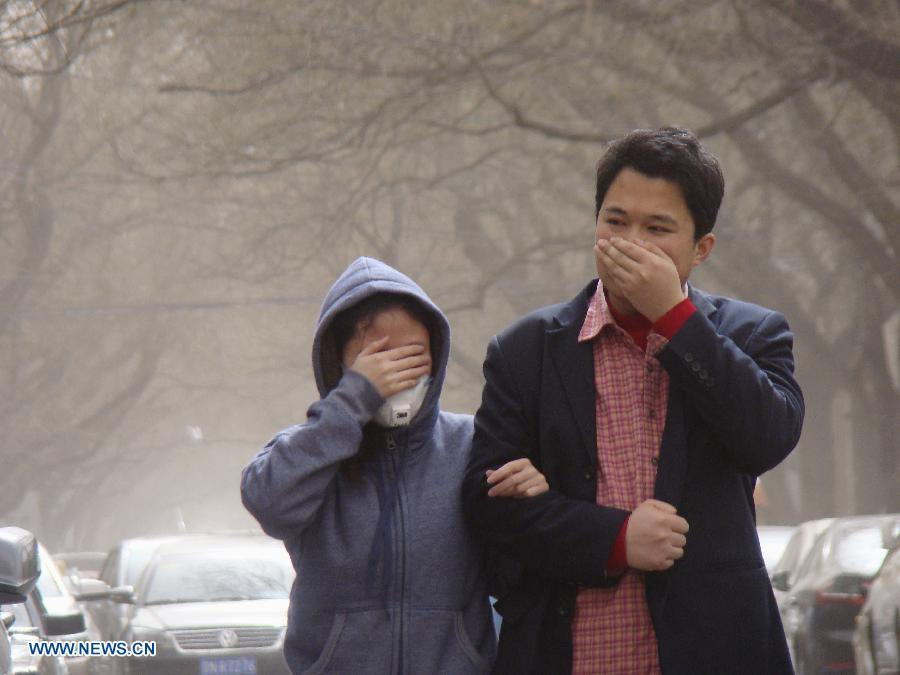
<box><xmin>131</xmin><ymin>599</ymin><xmax>288</xmax><ymax>631</ymax></box>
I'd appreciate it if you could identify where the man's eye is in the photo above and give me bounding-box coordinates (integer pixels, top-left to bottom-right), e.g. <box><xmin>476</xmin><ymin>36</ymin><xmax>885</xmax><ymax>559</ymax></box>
<box><xmin>606</xmin><ymin>219</ymin><xmax>624</xmax><ymax>226</ymax></box>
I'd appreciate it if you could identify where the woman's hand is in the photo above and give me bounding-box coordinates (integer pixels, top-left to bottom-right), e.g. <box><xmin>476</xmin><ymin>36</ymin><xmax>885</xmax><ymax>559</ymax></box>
<box><xmin>347</xmin><ymin>336</ymin><xmax>432</xmax><ymax>399</ymax></box>
<box><xmin>486</xmin><ymin>458</ymin><xmax>549</xmax><ymax>499</ymax></box>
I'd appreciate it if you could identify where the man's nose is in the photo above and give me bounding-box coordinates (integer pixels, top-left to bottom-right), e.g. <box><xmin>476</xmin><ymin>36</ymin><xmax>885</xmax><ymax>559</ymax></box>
<box><xmin>611</xmin><ymin>223</ymin><xmax>639</xmax><ymax>240</ymax></box>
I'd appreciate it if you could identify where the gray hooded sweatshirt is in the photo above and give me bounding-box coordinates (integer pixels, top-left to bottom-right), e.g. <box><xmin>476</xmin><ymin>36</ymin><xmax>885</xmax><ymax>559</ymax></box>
<box><xmin>241</xmin><ymin>257</ymin><xmax>496</xmax><ymax>674</ymax></box>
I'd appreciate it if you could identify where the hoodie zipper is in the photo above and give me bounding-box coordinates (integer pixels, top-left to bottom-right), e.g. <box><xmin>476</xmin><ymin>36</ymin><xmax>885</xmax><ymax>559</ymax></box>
<box><xmin>384</xmin><ymin>429</ymin><xmax>406</xmax><ymax>674</ymax></box>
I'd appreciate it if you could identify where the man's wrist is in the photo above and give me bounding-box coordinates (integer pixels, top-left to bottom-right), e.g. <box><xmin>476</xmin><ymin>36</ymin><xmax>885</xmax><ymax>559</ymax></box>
<box><xmin>605</xmin><ymin>516</ymin><xmax>629</xmax><ymax>574</ymax></box>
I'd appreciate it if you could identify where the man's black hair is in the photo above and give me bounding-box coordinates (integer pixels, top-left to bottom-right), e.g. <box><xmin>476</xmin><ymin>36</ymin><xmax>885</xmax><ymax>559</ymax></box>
<box><xmin>594</xmin><ymin>126</ymin><xmax>724</xmax><ymax>240</ymax></box>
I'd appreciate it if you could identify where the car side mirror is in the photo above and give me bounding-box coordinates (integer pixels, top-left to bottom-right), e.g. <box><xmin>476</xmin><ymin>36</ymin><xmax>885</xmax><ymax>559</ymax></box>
<box><xmin>108</xmin><ymin>586</ymin><xmax>135</xmax><ymax>604</ymax></box>
<box><xmin>43</xmin><ymin>610</ymin><xmax>86</xmax><ymax>637</ymax></box>
<box><xmin>0</xmin><ymin>527</ymin><xmax>40</xmax><ymax>604</ymax></box>
<box><xmin>72</xmin><ymin>577</ymin><xmax>111</xmax><ymax>601</ymax></box>
<box><xmin>771</xmin><ymin>570</ymin><xmax>790</xmax><ymax>592</ymax></box>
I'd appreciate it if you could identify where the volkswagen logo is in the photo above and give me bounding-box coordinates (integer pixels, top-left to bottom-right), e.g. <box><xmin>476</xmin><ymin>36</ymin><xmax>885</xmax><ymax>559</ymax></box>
<box><xmin>217</xmin><ymin>629</ymin><xmax>239</xmax><ymax>649</ymax></box>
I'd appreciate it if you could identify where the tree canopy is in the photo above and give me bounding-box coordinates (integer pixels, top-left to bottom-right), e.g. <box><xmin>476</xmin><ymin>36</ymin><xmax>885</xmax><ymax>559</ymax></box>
<box><xmin>2</xmin><ymin>0</ymin><xmax>897</xmax><ymax>548</ymax></box>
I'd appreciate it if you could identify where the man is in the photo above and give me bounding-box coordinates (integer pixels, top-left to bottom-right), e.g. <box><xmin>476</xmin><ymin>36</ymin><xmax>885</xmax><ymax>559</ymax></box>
<box><xmin>462</xmin><ymin>127</ymin><xmax>803</xmax><ymax>674</ymax></box>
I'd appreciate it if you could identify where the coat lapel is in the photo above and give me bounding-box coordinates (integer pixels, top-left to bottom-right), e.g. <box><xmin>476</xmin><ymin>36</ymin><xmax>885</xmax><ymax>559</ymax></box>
<box><xmin>547</xmin><ymin>283</ymin><xmax>598</xmax><ymax>472</ymax></box>
<box><xmin>543</xmin><ymin>282</ymin><xmax>718</xmax><ymax>498</ymax></box>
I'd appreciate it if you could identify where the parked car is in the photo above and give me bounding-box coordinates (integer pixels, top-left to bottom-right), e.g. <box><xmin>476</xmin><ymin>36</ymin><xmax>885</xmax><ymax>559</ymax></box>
<box><xmin>83</xmin><ymin>533</ymin><xmax>266</xmax><ymax>644</ymax></box>
<box><xmin>5</xmin><ymin>543</ymin><xmax>106</xmax><ymax>675</ymax></box>
<box><xmin>107</xmin><ymin>534</ymin><xmax>292</xmax><ymax>674</ymax></box>
<box><xmin>0</xmin><ymin>527</ymin><xmax>41</xmax><ymax>675</ymax></box>
<box><xmin>53</xmin><ymin>554</ymin><xmax>106</xmax><ymax>583</ymax></box>
<box><xmin>853</xmin><ymin>515</ymin><xmax>900</xmax><ymax>675</ymax></box>
<box><xmin>37</xmin><ymin>545</ymin><xmax>104</xmax><ymax>638</ymax></box>
<box><xmin>772</xmin><ymin>518</ymin><xmax>836</xmax><ymax>610</ymax></box>
<box><xmin>6</xmin><ymin>590</ymin><xmax>74</xmax><ymax>675</ymax></box>
<box><xmin>757</xmin><ymin>524</ymin><xmax>797</xmax><ymax>574</ymax></box>
<box><xmin>772</xmin><ymin>517</ymin><xmax>836</xmax><ymax>666</ymax></box>
<box><xmin>780</xmin><ymin>515</ymin><xmax>894</xmax><ymax>675</ymax></box>
<box><xmin>83</xmin><ymin>536</ymin><xmax>184</xmax><ymax>645</ymax></box>
<box><xmin>0</xmin><ymin>612</ymin><xmax>21</xmax><ymax>675</ymax></box>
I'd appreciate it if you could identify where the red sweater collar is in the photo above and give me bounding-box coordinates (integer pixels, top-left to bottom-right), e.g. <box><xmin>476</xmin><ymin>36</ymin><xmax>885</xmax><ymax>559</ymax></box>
<box><xmin>603</xmin><ymin>289</ymin><xmax>650</xmax><ymax>350</ymax></box>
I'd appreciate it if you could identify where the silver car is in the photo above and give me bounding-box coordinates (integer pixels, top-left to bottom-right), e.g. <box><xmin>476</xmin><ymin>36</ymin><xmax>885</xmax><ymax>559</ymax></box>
<box><xmin>86</xmin><ymin>534</ymin><xmax>292</xmax><ymax>675</ymax></box>
<box><xmin>0</xmin><ymin>527</ymin><xmax>43</xmax><ymax>675</ymax></box>
<box><xmin>853</xmin><ymin>515</ymin><xmax>900</xmax><ymax>675</ymax></box>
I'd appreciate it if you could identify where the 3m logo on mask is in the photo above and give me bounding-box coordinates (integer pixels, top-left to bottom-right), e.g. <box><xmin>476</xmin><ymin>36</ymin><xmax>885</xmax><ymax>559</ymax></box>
<box><xmin>373</xmin><ymin>376</ymin><xmax>432</xmax><ymax>427</ymax></box>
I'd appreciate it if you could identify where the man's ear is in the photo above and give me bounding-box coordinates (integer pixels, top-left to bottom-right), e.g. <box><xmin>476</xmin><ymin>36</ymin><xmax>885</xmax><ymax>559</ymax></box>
<box><xmin>691</xmin><ymin>233</ymin><xmax>716</xmax><ymax>269</ymax></box>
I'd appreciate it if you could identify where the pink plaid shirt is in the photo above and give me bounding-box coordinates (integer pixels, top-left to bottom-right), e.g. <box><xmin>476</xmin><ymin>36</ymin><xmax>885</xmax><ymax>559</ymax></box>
<box><xmin>571</xmin><ymin>285</ymin><xmax>669</xmax><ymax>675</ymax></box>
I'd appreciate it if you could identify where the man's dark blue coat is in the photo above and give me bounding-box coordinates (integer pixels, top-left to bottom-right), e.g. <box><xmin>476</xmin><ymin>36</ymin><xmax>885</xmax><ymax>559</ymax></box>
<box><xmin>462</xmin><ymin>280</ymin><xmax>803</xmax><ymax>675</ymax></box>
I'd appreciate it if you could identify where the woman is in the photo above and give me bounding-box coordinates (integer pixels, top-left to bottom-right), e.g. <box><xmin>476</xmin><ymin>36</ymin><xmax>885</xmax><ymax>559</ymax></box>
<box><xmin>241</xmin><ymin>257</ymin><xmax>546</xmax><ymax>674</ymax></box>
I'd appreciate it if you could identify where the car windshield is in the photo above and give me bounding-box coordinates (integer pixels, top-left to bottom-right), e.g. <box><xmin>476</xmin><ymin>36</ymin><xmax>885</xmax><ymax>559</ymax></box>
<box><xmin>832</xmin><ymin>524</ymin><xmax>888</xmax><ymax>576</ymax></box>
<box><xmin>757</xmin><ymin>527</ymin><xmax>795</xmax><ymax>572</ymax></box>
<box><xmin>142</xmin><ymin>550</ymin><xmax>293</xmax><ymax>605</ymax></box>
<box><xmin>125</xmin><ymin>543</ymin><xmax>167</xmax><ymax>587</ymax></box>
<box><xmin>58</xmin><ymin>553</ymin><xmax>105</xmax><ymax>578</ymax></box>
<box><xmin>36</xmin><ymin>568</ymin><xmax>63</xmax><ymax>598</ymax></box>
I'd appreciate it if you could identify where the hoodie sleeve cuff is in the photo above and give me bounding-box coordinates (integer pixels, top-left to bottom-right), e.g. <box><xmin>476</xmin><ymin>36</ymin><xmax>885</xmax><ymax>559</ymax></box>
<box><xmin>328</xmin><ymin>369</ymin><xmax>385</xmax><ymax>425</ymax></box>
<box><xmin>652</xmin><ymin>298</ymin><xmax>697</xmax><ymax>339</ymax></box>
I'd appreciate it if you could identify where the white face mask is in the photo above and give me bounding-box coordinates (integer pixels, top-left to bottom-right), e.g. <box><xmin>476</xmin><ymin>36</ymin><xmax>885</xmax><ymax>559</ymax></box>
<box><xmin>373</xmin><ymin>375</ymin><xmax>431</xmax><ymax>427</ymax></box>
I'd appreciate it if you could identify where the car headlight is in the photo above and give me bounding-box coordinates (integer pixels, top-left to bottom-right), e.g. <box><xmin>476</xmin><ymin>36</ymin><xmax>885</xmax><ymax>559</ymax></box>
<box><xmin>129</xmin><ymin>626</ymin><xmax>175</xmax><ymax>654</ymax></box>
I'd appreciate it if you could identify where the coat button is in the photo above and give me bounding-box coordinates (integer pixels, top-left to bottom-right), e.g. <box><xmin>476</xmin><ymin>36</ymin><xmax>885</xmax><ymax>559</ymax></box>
<box><xmin>584</xmin><ymin>471</ymin><xmax>593</xmax><ymax>481</ymax></box>
<box><xmin>699</xmin><ymin>369</ymin><xmax>708</xmax><ymax>379</ymax></box>
<box><xmin>691</xmin><ymin>362</ymin><xmax>701</xmax><ymax>372</ymax></box>
<box><xmin>651</xmin><ymin>456</ymin><xmax>659</xmax><ymax>466</ymax></box>
<box><xmin>685</xmin><ymin>353</ymin><xmax>694</xmax><ymax>362</ymax></box>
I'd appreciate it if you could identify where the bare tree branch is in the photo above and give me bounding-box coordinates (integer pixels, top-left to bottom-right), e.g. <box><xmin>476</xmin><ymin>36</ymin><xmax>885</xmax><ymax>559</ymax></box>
<box><xmin>761</xmin><ymin>0</ymin><xmax>900</xmax><ymax>80</ymax></box>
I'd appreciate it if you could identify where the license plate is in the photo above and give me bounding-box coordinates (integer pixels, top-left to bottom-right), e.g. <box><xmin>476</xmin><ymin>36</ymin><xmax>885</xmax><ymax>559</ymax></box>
<box><xmin>199</xmin><ymin>657</ymin><xmax>257</xmax><ymax>674</ymax></box>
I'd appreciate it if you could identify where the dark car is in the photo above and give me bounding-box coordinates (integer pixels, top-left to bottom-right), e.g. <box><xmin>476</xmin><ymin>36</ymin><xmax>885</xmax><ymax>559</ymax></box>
<box><xmin>853</xmin><ymin>515</ymin><xmax>900</xmax><ymax>675</ymax></box>
<box><xmin>780</xmin><ymin>515</ymin><xmax>894</xmax><ymax>674</ymax></box>
<box><xmin>107</xmin><ymin>534</ymin><xmax>292</xmax><ymax>674</ymax></box>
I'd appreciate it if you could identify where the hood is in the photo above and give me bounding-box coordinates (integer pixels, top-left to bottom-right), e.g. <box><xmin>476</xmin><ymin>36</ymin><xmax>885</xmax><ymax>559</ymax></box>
<box><xmin>312</xmin><ymin>257</ymin><xmax>450</xmax><ymax>430</ymax></box>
